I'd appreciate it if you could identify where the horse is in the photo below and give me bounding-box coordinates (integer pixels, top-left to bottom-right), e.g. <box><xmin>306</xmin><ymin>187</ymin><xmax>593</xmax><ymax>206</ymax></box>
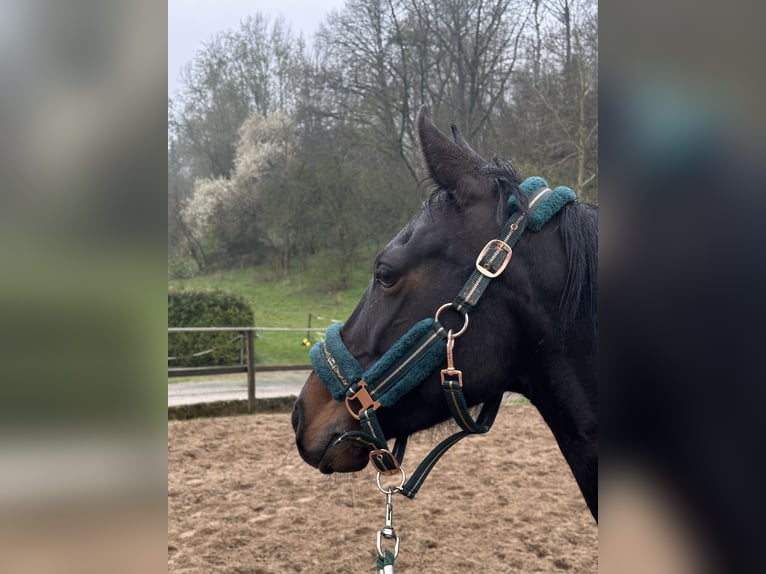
<box><xmin>292</xmin><ymin>105</ymin><xmax>598</xmax><ymax>520</ymax></box>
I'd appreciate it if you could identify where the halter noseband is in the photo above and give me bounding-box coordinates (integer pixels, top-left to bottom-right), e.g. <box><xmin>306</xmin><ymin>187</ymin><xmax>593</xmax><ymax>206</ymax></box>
<box><xmin>309</xmin><ymin>177</ymin><xmax>575</xmax><ymax>498</ymax></box>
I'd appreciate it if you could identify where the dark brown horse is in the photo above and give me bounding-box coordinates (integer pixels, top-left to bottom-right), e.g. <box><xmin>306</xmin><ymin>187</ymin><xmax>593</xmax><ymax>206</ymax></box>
<box><xmin>292</xmin><ymin>106</ymin><xmax>597</xmax><ymax>519</ymax></box>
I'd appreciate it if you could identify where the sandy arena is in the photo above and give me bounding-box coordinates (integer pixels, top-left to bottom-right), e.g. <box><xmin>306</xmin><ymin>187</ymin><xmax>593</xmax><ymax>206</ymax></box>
<box><xmin>168</xmin><ymin>402</ymin><xmax>597</xmax><ymax>573</ymax></box>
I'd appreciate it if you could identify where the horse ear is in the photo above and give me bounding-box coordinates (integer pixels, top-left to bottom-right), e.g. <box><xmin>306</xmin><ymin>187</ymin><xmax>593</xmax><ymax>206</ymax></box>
<box><xmin>417</xmin><ymin>106</ymin><xmax>489</xmax><ymax>196</ymax></box>
<box><xmin>450</xmin><ymin>124</ymin><xmax>486</xmax><ymax>166</ymax></box>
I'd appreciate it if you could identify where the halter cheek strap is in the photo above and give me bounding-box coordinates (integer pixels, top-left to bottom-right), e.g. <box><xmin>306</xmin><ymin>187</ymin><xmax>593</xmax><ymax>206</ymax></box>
<box><xmin>308</xmin><ymin>177</ymin><xmax>575</xmax><ymax>497</ymax></box>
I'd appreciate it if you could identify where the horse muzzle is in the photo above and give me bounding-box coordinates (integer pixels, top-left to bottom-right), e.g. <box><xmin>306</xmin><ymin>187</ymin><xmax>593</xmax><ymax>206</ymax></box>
<box><xmin>293</xmin><ymin>372</ymin><xmax>368</xmax><ymax>473</ymax></box>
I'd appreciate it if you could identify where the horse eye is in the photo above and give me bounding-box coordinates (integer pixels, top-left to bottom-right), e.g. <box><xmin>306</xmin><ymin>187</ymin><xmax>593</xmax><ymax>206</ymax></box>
<box><xmin>374</xmin><ymin>267</ymin><xmax>398</xmax><ymax>289</ymax></box>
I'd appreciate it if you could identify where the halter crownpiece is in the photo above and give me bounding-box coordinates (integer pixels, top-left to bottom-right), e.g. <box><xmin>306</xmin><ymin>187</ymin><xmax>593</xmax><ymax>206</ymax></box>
<box><xmin>309</xmin><ymin>176</ymin><xmax>575</xmax><ymax>494</ymax></box>
<box><xmin>511</xmin><ymin>176</ymin><xmax>577</xmax><ymax>231</ymax></box>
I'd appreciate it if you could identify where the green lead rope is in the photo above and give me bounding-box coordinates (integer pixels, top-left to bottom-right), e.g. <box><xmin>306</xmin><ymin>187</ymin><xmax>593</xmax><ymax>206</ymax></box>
<box><xmin>376</xmin><ymin>549</ymin><xmax>396</xmax><ymax>573</ymax></box>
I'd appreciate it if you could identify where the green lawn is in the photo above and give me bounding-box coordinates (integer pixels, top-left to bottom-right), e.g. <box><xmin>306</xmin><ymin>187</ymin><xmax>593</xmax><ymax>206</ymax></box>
<box><xmin>169</xmin><ymin>251</ymin><xmax>374</xmax><ymax>366</ymax></box>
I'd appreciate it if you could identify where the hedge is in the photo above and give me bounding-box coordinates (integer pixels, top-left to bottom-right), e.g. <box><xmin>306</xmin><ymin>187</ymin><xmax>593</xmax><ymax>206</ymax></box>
<box><xmin>168</xmin><ymin>289</ymin><xmax>254</xmax><ymax>367</ymax></box>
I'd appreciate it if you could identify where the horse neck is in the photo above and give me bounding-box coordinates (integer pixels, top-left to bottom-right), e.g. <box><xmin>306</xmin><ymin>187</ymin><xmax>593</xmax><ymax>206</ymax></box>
<box><xmin>526</xmin><ymin>345</ymin><xmax>598</xmax><ymax>520</ymax></box>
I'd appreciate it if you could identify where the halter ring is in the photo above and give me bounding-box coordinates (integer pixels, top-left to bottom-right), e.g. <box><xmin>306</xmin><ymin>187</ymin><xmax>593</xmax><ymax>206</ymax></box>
<box><xmin>434</xmin><ymin>303</ymin><xmax>469</xmax><ymax>338</ymax></box>
<box><xmin>376</xmin><ymin>467</ymin><xmax>406</xmax><ymax>494</ymax></box>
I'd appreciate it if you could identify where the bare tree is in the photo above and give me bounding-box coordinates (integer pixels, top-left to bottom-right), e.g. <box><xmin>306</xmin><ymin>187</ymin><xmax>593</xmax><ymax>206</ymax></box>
<box><xmin>167</xmin><ymin>0</ymin><xmax>598</xmax><ymax>276</ymax></box>
<box><xmin>172</xmin><ymin>14</ymin><xmax>306</xmax><ymax>179</ymax></box>
<box><xmin>315</xmin><ymin>0</ymin><xmax>531</xmax><ymax>178</ymax></box>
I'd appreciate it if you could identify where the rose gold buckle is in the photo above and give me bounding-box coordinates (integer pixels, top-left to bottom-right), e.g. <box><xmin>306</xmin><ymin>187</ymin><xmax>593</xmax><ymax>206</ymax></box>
<box><xmin>475</xmin><ymin>239</ymin><xmax>512</xmax><ymax>278</ymax></box>
<box><xmin>369</xmin><ymin>448</ymin><xmax>401</xmax><ymax>475</ymax></box>
<box><xmin>440</xmin><ymin>330</ymin><xmax>463</xmax><ymax>387</ymax></box>
<box><xmin>344</xmin><ymin>381</ymin><xmax>381</xmax><ymax>420</ymax></box>
<box><xmin>440</xmin><ymin>367</ymin><xmax>463</xmax><ymax>387</ymax></box>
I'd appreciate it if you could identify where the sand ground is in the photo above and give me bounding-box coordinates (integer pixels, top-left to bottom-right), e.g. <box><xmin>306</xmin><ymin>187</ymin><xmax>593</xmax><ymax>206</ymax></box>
<box><xmin>168</xmin><ymin>404</ymin><xmax>597</xmax><ymax>573</ymax></box>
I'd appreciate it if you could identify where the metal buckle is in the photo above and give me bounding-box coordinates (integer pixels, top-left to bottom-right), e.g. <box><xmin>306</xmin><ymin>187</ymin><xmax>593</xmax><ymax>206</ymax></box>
<box><xmin>475</xmin><ymin>239</ymin><xmax>512</xmax><ymax>278</ymax></box>
<box><xmin>440</xmin><ymin>330</ymin><xmax>463</xmax><ymax>387</ymax></box>
<box><xmin>369</xmin><ymin>448</ymin><xmax>401</xmax><ymax>475</ymax></box>
<box><xmin>345</xmin><ymin>381</ymin><xmax>381</xmax><ymax>420</ymax></box>
<box><xmin>440</xmin><ymin>367</ymin><xmax>463</xmax><ymax>387</ymax></box>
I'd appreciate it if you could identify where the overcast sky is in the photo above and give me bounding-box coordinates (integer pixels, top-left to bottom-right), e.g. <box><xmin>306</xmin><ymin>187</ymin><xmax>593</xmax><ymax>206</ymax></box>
<box><xmin>168</xmin><ymin>0</ymin><xmax>346</xmax><ymax>98</ymax></box>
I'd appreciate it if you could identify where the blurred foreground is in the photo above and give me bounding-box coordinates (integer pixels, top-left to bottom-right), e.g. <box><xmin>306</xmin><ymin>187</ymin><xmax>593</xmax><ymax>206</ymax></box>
<box><xmin>0</xmin><ymin>0</ymin><xmax>764</xmax><ymax>572</ymax></box>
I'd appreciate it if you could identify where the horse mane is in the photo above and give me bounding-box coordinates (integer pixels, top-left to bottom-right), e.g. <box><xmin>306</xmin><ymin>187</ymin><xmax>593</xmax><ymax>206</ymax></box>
<box><xmin>482</xmin><ymin>155</ymin><xmax>528</xmax><ymax>224</ymax></box>
<box><xmin>422</xmin><ymin>150</ymin><xmax>596</xmax><ymax>350</ymax></box>
<box><xmin>479</xmin><ymin>156</ymin><xmax>598</xmax><ymax>350</ymax></box>
<box><xmin>558</xmin><ymin>201</ymin><xmax>598</xmax><ymax>349</ymax></box>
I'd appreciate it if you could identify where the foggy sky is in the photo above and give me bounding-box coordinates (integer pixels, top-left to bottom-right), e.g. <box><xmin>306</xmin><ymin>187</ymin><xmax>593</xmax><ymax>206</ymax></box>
<box><xmin>169</xmin><ymin>0</ymin><xmax>345</xmax><ymax>97</ymax></box>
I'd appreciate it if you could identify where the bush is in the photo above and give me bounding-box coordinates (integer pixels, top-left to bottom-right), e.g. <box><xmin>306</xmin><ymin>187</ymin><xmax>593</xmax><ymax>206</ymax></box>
<box><xmin>168</xmin><ymin>289</ymin><xmax>254</xmax><ymax>367</ymax></box>
<box><xmin>168</xmin><ymin>254</ymin><xmax>200</xmax><ymax>280</ymax></box>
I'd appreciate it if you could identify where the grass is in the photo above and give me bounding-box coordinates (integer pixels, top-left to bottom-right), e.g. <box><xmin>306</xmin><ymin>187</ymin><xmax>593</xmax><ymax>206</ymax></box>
<box><xmin>168</xmin><ymin>249</ymin><xmax>374</xmax><ymax>366</ymax></box>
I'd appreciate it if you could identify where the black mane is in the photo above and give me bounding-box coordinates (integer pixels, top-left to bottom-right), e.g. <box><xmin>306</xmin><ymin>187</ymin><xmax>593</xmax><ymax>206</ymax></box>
<box><xmin>486</xmin><ymin>153</ymin><xmax>597</xmax><ymax>350</ymax></box>
<box><xmin>559</xmin><ymin>201</ymin><xmax>598</xmax><ymax>349</ymax></box>
<box><xmin>423</xmin><ymin>152</ymin><xmax>596</xmax><ymax>349</ymax></box>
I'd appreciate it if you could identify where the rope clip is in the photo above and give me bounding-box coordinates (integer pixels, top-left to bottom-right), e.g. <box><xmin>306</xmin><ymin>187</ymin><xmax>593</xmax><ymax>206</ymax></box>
<box><xmin>440</xmin><ymin>330</ymin><xmax>463</xmax><ymax>387</ymax></box>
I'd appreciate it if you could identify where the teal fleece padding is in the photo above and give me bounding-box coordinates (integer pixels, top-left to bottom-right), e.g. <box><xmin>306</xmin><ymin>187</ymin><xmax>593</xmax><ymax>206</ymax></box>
<box><xmin>309</xmin><ymin>323</ymin><xmax>363</xmax><ymax>400</ymax></box>
<box><xmin>310</xmin><ymin>318</ymin><xmax>447</xmax><ymax>406</ymax></box>
<box><xmin>509</xmin><ymin>176</ymin><xmax>576</xmax><ymax>231</ymax></box>
<box><xmin>362</xmin><ymin>318</ymin><xmax>447</xmax><ymax>407</ymax></box>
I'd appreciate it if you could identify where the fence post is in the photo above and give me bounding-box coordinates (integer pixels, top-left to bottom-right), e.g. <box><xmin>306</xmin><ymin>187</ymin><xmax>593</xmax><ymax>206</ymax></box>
<box><xmin>306</xmin><ymin>313</ymin><xmax>312</xmax><ymax>343</ymax></box>
<box><xmin>246</xmin><ymin>329</ymin><xmax>255</xmax><ymax>413</ymax></box>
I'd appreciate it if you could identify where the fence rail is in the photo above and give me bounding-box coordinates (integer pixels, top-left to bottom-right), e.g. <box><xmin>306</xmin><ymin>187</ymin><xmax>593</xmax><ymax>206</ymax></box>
<box><xmin>168</xmin><ymin>327</ymin><xmax>328</xmax><ymax>333</ymax></box>
<box><xmin>168</xmin><ymin>326</ymin><xmax>326</xmax><ymax>412</ymax></box>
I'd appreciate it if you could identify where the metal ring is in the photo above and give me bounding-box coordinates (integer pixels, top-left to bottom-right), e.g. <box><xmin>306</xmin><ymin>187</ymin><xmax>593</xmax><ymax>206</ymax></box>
<box><xmin>376</xmin><ymin>468</ymin><xmax>406</xmax><ymax>494</ymax></box>
<box><xmin>377</xmin><ymin>530</ymin><xmax>401</xmax><ymax>559</ymax></box>
<box><xmin>434</xmin><ymin>303</ymin><xmax>469</xmax><ymax>338</ymax></box>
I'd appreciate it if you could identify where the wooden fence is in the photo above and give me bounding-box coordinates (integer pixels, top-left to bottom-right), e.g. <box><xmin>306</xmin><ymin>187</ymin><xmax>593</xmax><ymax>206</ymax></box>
<box><xmin>168</xmin><ymin>326</ymin><xmax>326</xmax><ymax>413</ymax></box>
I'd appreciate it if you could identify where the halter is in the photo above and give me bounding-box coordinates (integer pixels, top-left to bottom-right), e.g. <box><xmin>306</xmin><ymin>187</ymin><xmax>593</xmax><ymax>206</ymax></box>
<box><xmin>310</xmin><ymin>176</ymin><xmax>575</xmax><ymax>485</ymax></box>
<box><xmin>309</xmin><ymin>177</ymin><xmax>575</xmax><ymax>570</ymax></box>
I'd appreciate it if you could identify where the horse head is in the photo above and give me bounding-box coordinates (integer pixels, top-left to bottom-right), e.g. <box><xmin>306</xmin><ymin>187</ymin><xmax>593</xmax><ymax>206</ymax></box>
<box><xmin>292</xmin><ymin>107</ymin><xmax>597</xmax><ymax>519</ymax></box>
